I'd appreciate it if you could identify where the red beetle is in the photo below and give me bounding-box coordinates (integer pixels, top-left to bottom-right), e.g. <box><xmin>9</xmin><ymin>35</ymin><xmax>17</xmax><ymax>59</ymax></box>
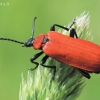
<box><xmin>0</xmin><ymin>17</ymin><xmax>100</xmax><ymax>79</ymax></box>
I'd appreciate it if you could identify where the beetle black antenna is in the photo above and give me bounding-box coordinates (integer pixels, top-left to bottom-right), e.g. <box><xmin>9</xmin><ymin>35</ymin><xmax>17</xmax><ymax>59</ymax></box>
<box><xmin>31</xmin><ymin>17</ymin><xmax>37</xmax><ymax>38</ymax></box>
<box><xmin>0</xmin><ymin>38</ymin><xmax>24</xmax><ymax>44</ymax></box>
<box><xmin>0</xmin><ymin>17</ymin><xmax>37</xmax><ymax>45</ymax></box>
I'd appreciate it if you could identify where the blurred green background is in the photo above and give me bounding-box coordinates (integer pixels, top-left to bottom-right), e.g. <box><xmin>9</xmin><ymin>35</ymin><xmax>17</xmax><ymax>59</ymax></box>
<box><xmin>0</xmin><ymin>0</ymin><xmax>100</xmax><ymax>100</ymax></box>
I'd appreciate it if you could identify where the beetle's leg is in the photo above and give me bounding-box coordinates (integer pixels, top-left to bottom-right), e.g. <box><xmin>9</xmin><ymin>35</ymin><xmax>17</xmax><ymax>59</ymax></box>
<box><xmin>50</xmin><ymin>21</ymin><xmax>78</xmax><ymax>38</ymax></box>
<box><xmin>77</xmin><ymin>69</ymin><xmax>91</xmax><ymax>79</ymax></box>
<box><xmin>40</xmin><ymin>55</ymin><xmax>56</xmax><ymax>81</ymax></box>
<box><xmin>69</xmin><ymin>19</ymin><xmax>76</xmax><ymax>29</ymax></box>
<box><xmin>29</xmin><ymin>51</ymin><xmax>44</xmax><ymax>71</ymax></box>
<box><xmin>95</xmin><ymin>72</ymin><xmax>100</xmax><ymax>74</ymax></box>
<box><xmin>70</xmin><ymin>28</ymin><xmax>78</xmax><ymax>38</ymax></box>
<box><xmin>50</xmin><ymin>19</ymin><xmax>75</xmax><ymax>31</ymax></box>
<box><xmin>50</xmin><ymin>24</ymin><xmax>69</xmax><ymax>31</ymax></box>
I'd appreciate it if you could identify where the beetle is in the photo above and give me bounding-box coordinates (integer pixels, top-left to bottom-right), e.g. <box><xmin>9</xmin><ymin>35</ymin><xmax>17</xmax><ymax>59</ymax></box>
<box><xmin>0</xmin><ymin>17</ymin><xmax>100</xmax><ymax>79</ymax></box>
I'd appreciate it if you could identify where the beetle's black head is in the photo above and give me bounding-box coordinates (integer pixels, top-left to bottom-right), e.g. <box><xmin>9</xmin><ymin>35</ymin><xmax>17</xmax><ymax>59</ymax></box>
<box><xmin>23</xmin><ymin>38</ymin><xmax>34</xmax><ymax>47</ymax></box>
<box><xmin>0</xmin><ymin>17</ymin><xmax>37</xmax><ymax>47</ymax></box>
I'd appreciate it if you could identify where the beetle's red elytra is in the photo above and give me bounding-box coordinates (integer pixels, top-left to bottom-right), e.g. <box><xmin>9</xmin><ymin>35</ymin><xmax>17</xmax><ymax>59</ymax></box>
<box><xmin>43</xmin><ymin>31</ymin><xmax>100</xmax><ymax>72</ymax></box>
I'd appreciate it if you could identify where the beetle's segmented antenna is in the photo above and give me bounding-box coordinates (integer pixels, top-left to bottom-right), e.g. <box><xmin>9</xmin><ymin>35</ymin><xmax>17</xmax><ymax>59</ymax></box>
<box><xmin>31</xmin><ymin>17</ymin><xmax>37</xmax><ymax>38</ymax></box>
<box><xmin>0</xmin><ymin>38</ymin><xmax>24</xmax><ymax>44</ymax></box>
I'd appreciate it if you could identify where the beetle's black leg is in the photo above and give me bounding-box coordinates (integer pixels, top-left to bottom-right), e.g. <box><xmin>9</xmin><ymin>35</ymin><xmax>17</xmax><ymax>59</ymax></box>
<box><xmin>50</xmin><ymin>19</ymin><xmax>75</xmax><ymax>31</ymax></box>
<box><xmin>95</xmin><ymin>72</ymin><xmax>100</xmax><ymax>74</ymax></box>
<box><xmin>29</xmin><ymin>51</ymin><xmax>44</xmax><ymax>71</ymax></box>
<box><xmin>50</xmin><ymin>24</ymin><xmax>69</xmax><ymax>31</ymax></box>
<box><xmin>50</xmin><ymin>18</ymin><xmax>75</xmax><ymax>31</ymax></box>
<box><xmin>69</xmin><ymin>19</ymin><xmax>76</xmax><ymax>29</ymax></box>
<box><xmin>40</xmin><ymin>55</ymin><xmax>56</xmax><ymax>81</ymax></box>
<box><xmin>50</xmin><ymin>24</ymin><xmax>78</xmax><ymax>38</ymax></box>
<box><xmin>50</xmin><ymin>19</ymin><xmax>78</xmax><ymax>38</ymax></box>
<box><xmin>70</xmin><ymin>28</ymin><xmax>78</xmax><ymax>38</ymax></box>
<box><xmin>77</xmin><ymin>69</ymin><xmax>91</xmax><ymax>79</ymax></box>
